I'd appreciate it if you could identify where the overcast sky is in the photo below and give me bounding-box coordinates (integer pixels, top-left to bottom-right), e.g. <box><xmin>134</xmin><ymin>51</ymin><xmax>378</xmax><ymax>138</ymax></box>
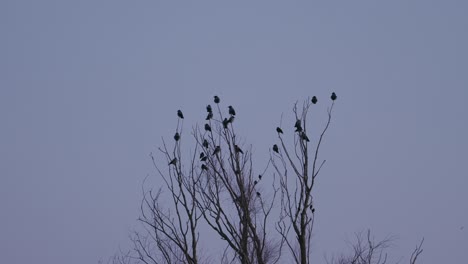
<box><xmin>1</xmin><ymin>1</ymin><xmax>467</xmax><ymax>263</ymax></box>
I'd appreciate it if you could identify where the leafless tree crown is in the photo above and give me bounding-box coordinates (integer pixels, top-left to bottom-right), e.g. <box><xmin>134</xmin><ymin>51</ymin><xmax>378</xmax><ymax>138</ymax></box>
<box><xmin>108</xmin><ymin>95</ymin><xmax>423</xmax><ymax>264</ymax></box>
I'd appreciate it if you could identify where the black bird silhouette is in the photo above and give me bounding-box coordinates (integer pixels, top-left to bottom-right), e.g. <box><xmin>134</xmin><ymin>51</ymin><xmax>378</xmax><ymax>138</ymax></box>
<box><xmin>201</xmin><ymin>156</ymin><xmax>208</xmax><ymax>162</ymax></box>
<box><xmin>311</xmin><ymin>208</ymin><xmax>315</xmax><ymax>213</ymax></box>
<box><xmin>228</xmin><ymin>105</ymin><xmax>236</xmax><ymax>116</ymax></box>
<box><xmin>294</xmin><ymin>120</ymin><xmax>303</xmax><ymax>132</ymax></box>
<box><xmin>206</xmin><ymin>104</ymin><xmax>212</xmax><ymax>113</ymax></box>
<box><xmin>295</xmin><ymin>120</ymin><xmax>301</xmax><ymax>128</ymax></box>
<box><xmin>206</xmin><ymin>112</ymin><xmax>213</xmax><ymax>120</ymax></box>
<box><xmin>256</xmin><ymin>192</ymin><xmax>261</xmax><ymax>197</ymax></box>
<box><xmin>273</xmin><ymin>144</ymin><xmax>279</xmax><ymax>153</ymax></box>
<box><xmin>311</xmin><ymin>96</ymin><xmax>318</xmax><ymax>104</ymax></box>
<box><xmin>228</xmin><ymin>116</ymin><xmax>235</xmax><ymax>124</ymax></box>
<box><xmin>174</xmin><ymin>132</ymin><xmax>180</xmax><ymax>141</ymax></box>
<box><xmin>213</xmin><ymin>146</ymin><xmax>221</xmax><ymax>155</ymax></box>
<box><xmin>300</xmin><ymin>132</ymin><xmax>310</xmax><ymax>142</ymax></box>
<box><xmin>169</xmin><ymin>158</ymin><xmax>177</xmax><ymax>166</ymax></box>
<box><xmin>254</xmin><ymin>180</ymin><xmax>258</xmax><ymax>185</ymax></box>
<box><xmin>258</xmin><ymin>175</ymin><xmax>262</xmax><ymax>179</ymax></box>
<box><xmin>214</xmin><ymin>95</ymin><xmax>220</xmax><ymax>104</ymax></box>
<box><xmin>276</xmin><ymin>127</ymin><xmax>283</xmax><ymax>134</ymax></box>
<box><xmin>204</xmin><ymin>123</ymin><xmax>211</xmax><ymax>132</ymax></box>
<box><xmin>222</xmin><ymin>118</ymin><xmax>229</xmax><ymax>129</ymax></box>
<box><xmin>234</xmin><ymin>145</ymin><xmax>243</xmax><ymax>154</ymax></box>
<box><xmin>331</xmin><ymin>92</ymin><xmax>337</xmax><ymax>101</ymax></box>
<box><xmin>177</xmin><ymin>110</ymin><xmax>184</xmax><ymax>119</ymax></box>
<box><xmin>202</xmin><ymin>139</ymin><xmax>209</xmax><ymax>148</ymax></box>
<box><xmin>199</xmin><ymin>152</ymin><xmax>205</xmax><ymax>159</ymax></box>
<box><xmin>201</xmin><ymin>164</ymin><xmax>208</xmax><ymax>171</ymax></box>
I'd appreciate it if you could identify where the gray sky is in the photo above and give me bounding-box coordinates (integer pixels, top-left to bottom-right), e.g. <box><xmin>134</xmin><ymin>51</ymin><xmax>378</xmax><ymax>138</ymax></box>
<box><xmin>1</xmin><ymin>1</ymin><xmax>467</xmax><ymax>263</ymax></box>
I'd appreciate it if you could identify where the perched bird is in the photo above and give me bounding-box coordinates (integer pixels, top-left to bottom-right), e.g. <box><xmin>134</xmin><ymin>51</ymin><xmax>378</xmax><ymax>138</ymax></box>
<box><xmin>177</xmin><ymin>110</ymin><xmax>184</xmax><ymax>119</ymax></box>
<box><xmin>168</xmin><ymin>158</ymin><xmax>177</xmax><ymax>166</ymax></box>
<box><xmin>206</xmin><ymin>112</ymin><xmax>213</xmax><ymax>120</ymax></box>
<box><xmin>214</xmin><ymin>95</ymin><xmax>220</xmax><ymax>104</ymax></box>
<box><xmin>201</xmin><ymin>164</ymin><xmax>208</xmax><ymax>171</ymax></box>
<box><xmin>273</xmin><ymin>144</ymin><xmax>279</xmax><ymax>153</ymax></box>
<box><xmin>254</xmin><ymin>180</ymin><xmax>258</xmax><ymax>185</ymax></box>
<box><xmin>300</xmin><ymin>132</ymin><xmax>310</xmax><ymax>142</ymax></box>
<box><xmin>213</xmin><ymin>146</ymin><xmax>221</xmax><ymax>155</ymax></box>
<box><xmin>311</xmin><ymin>96</ymin><xmax>318</xmax><ymax>104</ymax></box>
<box><xmin>206</xmin><ymin>104</ymin><xmax>212</xmax><ymax>113</ymax></box>
<box><xmin>311</xmin><ymin>208</ymin><xmax>315</xmax><ymax>213</ymax></box>
<box><xmin>204</xmin><ymin>123</ymin><xmax>212</xmax><ymax>132</ymax></box>
<box><xmin>202</xmin><ymin>139</ymin><xmax>209</xmax><ymax>148</ymax></box>
<box><xmin>331</xmin><ymin>92</ymin><xmax>337</xmax><ymax>101</ymax></box>
<box><xmin>294</xmin><ymin>120</ymin><xmax>302</xmax><ymax>132</ymax></box>
<box><xmin>222</xmin><ymin>118</ymin><xmax>229</xmax><ymax>129</ymax></box>
<box><xmin>228</xmin><ymin>116</ymin><xmax>235</xmax><ymax>124</ymax></box>
<box><xmin>294</xmin><ymin>120</ymin><xmax>301</xmax><ymax>128</ymax></box>
<box><xmin>276</xmin><ymin>127</ymin><xmax>283</xmax><ymax>134</ymax></box>
<box><xmin>258</xmin><ymin>175</ymin><xmax>262</xmax><ymax>179</ymax></box>
<box><xmin>228</xmin><ymin>105</ymin><xmax>236</xmax><ymax>116</ymax></box>
<box><xmin>234</xmin><ymin>145</ymin><xmax>243</xmax><ymax>154</ymax></box>
<box><xmin>256</xmin><ymin>192</ymin><xmax>261</xmax><ymax>197</ymax></box>
<box><xmin>199</xmin><ymin>152</ymin><xmax>205</xmax><ymax>159</ymax></box>
<box><xmin>200</xmin><ymin>156</ymin><xmax>208</xmax><ymax>162</ymax></box>
<box><xmin>174</xmin><ymin>132</ymin><xmax>180</xmax><ymax>141</ymax></box>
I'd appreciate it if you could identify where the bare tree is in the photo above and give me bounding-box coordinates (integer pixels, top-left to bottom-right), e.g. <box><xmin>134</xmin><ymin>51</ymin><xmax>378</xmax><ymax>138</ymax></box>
<box><xmin>109</xmin><ymin>94</ymin><xmax>424</xmax><ymax>264</ymax></box>
<box><xmin>272</xmin><ymin>97</ymin><xmax>335</xmax><ymax>264</ymax></box>
<box><xmin>325</xmin><ymin>230</ymin><xmax>424</xmax><ymax>264</ymax></box>
<box><xmin>193</xmin><ymin>102</ymin><xmax>280</xmax><ymax>264</ymax></box>
<box><xmin>133</xmin><ymin>116</ymin><xmax>202</xmax><ymax>264</ymax></box>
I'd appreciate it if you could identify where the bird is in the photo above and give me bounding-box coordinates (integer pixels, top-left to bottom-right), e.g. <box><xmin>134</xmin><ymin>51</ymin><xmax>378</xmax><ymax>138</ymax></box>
<box><xmin>200</xmin><ymin>156</ymin><xmax>208</xmax><ymax>162</ymax></box>
<box><xmin>202</xmin><ymin>139</ymin><xmax>209</xmax><ymax>148</ymax></box>
<box><xmin>201</xmin><ymin>164</ymin><xmax>208</xmax><ymax>171</ymax></box>
<box><xmin>199</xmin><ymin>152</ymin><xmax>205</xmax><ymax>159</ymax></box>
<box><xmin>206</xmin><ymin>112</ymin><xmax>213</xmax><ymax>120</ymax></box>
<box><xmin>311</xmin><ymin>208</ymin><xmax>315</xmax><ymax>213</ymax></box>
<box><xmin>234</xmin><ymin>145</ymin><xmax>243</xmax><ymax>154</ymax></box>
<box><xmin>256</xmin><ymin>192</ymin><xmax>261</xmax><ymax>197</ymax></box>
<box><xmin>168</xmin><ymin>158</ymin><xmax>177</xmax><ymax>166</ymax></box>
<box><xmin>276</xmin><ymin>127</ymin><xmax>283</xmax><ymax>134</ymax></box>
<box><xmin>254</xmin><ymin>180</ymin><xmax>258</xmax><ymax>185</ymax></box>
<box><xmin>294</xmin><ymin>120</ymin><xmax>301</xmax><ymax>128</ymax></box>
<box><xmin>300</xmin><ymin>132</ymin><xmax>310</xmax><ymax>142</ymax></box>
<box><xmin>228</xmin><ymin>116</ymin><xmax>235</xmax><ymax>124</ymax></box>
<box><xmin>214</xmin><ymin>95</ymin><xmax>220</xmax><ymax>104</ymax></box>
<box><xmin>331</xmin><ymin>92</ymin><xmax>337</xmax><ymax>101</ymax></box>
<box><xmin>177</xmin><ymin>110</ymin><xmax>184</xmax><ymax>119</ymax></box>
<box><xmin>206</xmin><ymin>104</ymin><xmax>212</xmax><ymax>113</ymax></box>
<box><xmin>258</xmin><ymin>175</ymin><xmax>262</xmax><ymax>179</ymax></box>
<box><xmin>174</xmin><ymin>132</ymin><xmax>180</xmax><ymax>141</ymax></box>
<box><xmin>311</xmin><ymin>96</ymin><xmax>317</xmax><ymax>104</ymax></box>
<box><xmin>222</xmin><ymin>118</ymin><xmax>229</xmax><ymax>129</ymax></box>
<box><xmin>204</xmin><ymin>123</ymin><xmax>211</xmax><ymax>132</ymax></box>
<box><xmin>294</xmin><ymin>120</ymin><xmax>302</xmax><ymax>132</ymax></box>
<box><xmin>228</xmin><ymin>105</ymin><xmax>236</xmax><ymax>116</ymax></box>
<box><xmin>273</xmin><ymin>144</ymin><xmax>279</xmax><ymax>153</ymax></box>
<box><xmin>213</xmin><ymin>146</ymin><xmax>221</xmax><ymax>155</ymax></box>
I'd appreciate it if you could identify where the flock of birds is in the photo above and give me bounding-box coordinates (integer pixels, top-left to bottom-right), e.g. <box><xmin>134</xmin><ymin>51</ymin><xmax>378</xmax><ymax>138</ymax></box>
<box><xmin>168</xmin><ymin>92</ymin><xmax>338</xmax><ymax>193</ymax></box>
